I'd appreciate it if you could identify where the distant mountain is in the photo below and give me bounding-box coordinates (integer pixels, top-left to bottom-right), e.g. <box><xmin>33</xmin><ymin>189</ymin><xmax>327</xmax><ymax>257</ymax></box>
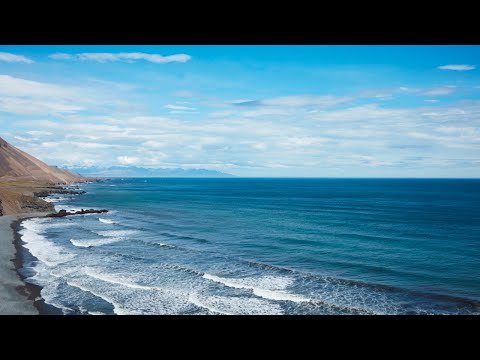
<box><xmin>0</xmin><ymin>137</ymin><xmax>85</xmax><ymax>183</ymax></box>
<box><xmin>66</xmin><ymin>166</ymin><xmax>233</xmax><ymax>178</ymax></box>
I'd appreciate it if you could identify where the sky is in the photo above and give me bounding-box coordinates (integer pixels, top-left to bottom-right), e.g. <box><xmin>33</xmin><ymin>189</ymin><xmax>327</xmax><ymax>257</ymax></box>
<box><xmin>0</xmin><ymin>45</ymin><xmax>479</xmax><ymax>177</ymax></box>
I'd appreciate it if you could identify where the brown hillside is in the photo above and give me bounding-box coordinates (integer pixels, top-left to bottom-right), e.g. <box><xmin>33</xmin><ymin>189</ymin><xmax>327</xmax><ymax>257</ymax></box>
<box><xmin>0</xmin><ymin>137</ymin><xmax>83</xmax><ymax>183</ymax></box>
<box><xmin>0</xmin><ymin>137</ymin><xmax>87</xmax><ymax>215</ymax></box>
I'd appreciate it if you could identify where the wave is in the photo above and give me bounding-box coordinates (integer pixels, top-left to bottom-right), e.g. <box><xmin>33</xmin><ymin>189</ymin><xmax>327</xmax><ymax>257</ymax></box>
<box><xmin>95</xmin><ymin>229</ymin><xmax>139</xmax><ymax>238</ymax></box>
<box><xmin>70</xmin><ymin>237</ymin><xmax>125</xmax><ymax>248</ymax></box>
<box><xmin>189</xmin><ymin>293</ymin><xmax>283</xmax><ymax>315</ymax></box>
<box><xmin>157</xmin><ymin>242</ymin><xmax>175</xmax><ymax>249</ymax></box>
<box><xmin>188</xmin><ymin>293</ymin><xmax>233</xmax><ymax>315</ymax></box>
<box><xmin>99</xmin><ymin>218</ymin><xmax>116</xmax><ymax>224</ymax></box>
<box><xmin>43</xmin><ymin>196</ymin><xmax>69</xmax><ymax>203</ymax></box>
<box><xmin>79</xmin><ymin>268</ymin><xmax>193</xmax><ymax>314</ymax></box>
<box><xmin>20</xmin><ymin>218</ymin><xmax>76</xmax><ymax>267</ymax></box>
<box><xmin>158</xmin><ymin>263</ymin><xmax>204</xmax><ymax>276</ymax></box>
<box><xmin>66</xmin><ymin>280</ymin><xmax>134</xmax><ymax>315</ymax></box>
<box><xmin>129</xmin><ymin>238</ymin><xmax>178</xmax><ymax>250</ymax></box>
<box><xmin>203</xmin><ymin>273</ymin><xmax>310</xmax><ymax>303</ymax></box>
<box><xmin>159</xmin><ymin>232</ymin><xmax>210</xmax><ymax>244</ymax></box>
<box><xmin>84</xmin><ymin>267</ymin><xmax>169</xmax><ymax>293</ymax></box>
<box><xmin>88</xmin><ymin>311</ymin><xmax>107</xmax><ymax>315</ymax></box>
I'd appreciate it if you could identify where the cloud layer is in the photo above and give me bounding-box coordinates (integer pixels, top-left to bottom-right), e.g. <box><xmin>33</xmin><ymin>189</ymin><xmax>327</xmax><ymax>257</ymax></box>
<box><xmin>0</xmin><ymin>52</ymin><xmax>33</xmax><ymax>63</ymax></box>
<box><xmin>49</xmin><ymin>52</ymin><xmax>191</xmax><ymax>64</ymax></box>
<box><xmin>1</xmin><ymin>47</ymin><xmax>479</xmax><ymax>177</ymax></box>
<box><xmin>438</xmin><ymin>64</ymin><xmax>475</xmax><ymax>71</ymax></box>
<box><xmin>6</xmin><ymin>98</ymin><xmax>479</xmax><ymax>177</ymax></box>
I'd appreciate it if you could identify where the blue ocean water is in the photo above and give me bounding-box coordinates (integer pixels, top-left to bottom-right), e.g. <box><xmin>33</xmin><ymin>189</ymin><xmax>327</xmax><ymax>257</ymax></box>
<box><xmin>18</xmin><ymin>178</ymin><xmax>480</xmax><ymax>315</ymax></box>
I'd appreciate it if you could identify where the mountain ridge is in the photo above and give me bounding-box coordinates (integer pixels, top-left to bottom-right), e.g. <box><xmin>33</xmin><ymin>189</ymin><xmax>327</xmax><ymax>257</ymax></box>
<box><xmin>67</xmin><ymin>165</ymin><xmax>233</xmax><ymax>178</ymax></box>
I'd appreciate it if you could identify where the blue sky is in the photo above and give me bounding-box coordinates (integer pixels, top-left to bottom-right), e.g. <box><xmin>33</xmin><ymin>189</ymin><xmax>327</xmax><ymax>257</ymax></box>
<box><xmin>0</xmin><ymin>45</ymin><xmax>479</xmax><ymax>177</ymax></box>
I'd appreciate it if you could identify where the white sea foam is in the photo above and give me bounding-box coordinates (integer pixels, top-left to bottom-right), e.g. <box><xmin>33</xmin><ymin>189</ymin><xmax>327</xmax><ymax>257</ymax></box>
<box><xmin>88</xmin><ymin>311</ymin><xmax>107</xmax><ymax>315</ymax></box>
<box><xmin>66</xmin><ymin>280</ymin><xmax>135</xmax><ymax>315</ymax></box>
<box><xmin>44</xmin><ymin>196</ymin><xmax>68</xmax><ymax>203</ymax></box>
<box><xmin>99</xmin><ymin>218</ymin><xmax>116</xmax><ymax>224</ymax></box>
<box><xmin>70</xmin><ymin>237</ymin><xmax>125</xmax><ymax>247</ymax></box>
<box><xmin>188</xmin><ymin>293</ymin><xmax>233</xmax><ymax>315</ymax></box>
<box><xmin>74</xmin><ymin>268</ymin><xmax>192</xmax><ymax>314</ymax></box>
<box><xmin>20</xmin><ymin>218</ymin><xmax>76</xmax><ymax>267</ymax></box>
<box><xmin>45</xmin><ymin>222</ymin><xmax>77</xmax><ymax>229</ymax></box>
<box><xmin>189</xmin><ymin>293</ymin><xmax>283</xmax><ymax>315</ymax></box>
<box><xmin>96</xmin><ymin>230</ymin><xmax>138</xmax><ymax>238</ymax></box>
<box><xmin>203</xmin><ymin>273</ymin><xmax>311</xmax><ymax>303</ymax></box>
<box><xmin>53</xmin><ymin>205</ymin><xmax>78</xmax><ymax>212</ymax></box>
<box><xmin>85</xmin><ymin>268</ymin><xmax>162</xmax><ymax>291</ymax></box>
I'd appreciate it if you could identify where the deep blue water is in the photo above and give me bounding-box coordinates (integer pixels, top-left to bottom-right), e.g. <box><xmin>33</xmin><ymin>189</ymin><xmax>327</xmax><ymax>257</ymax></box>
<box><xmin>19</xmin><ymin>178</ymin><xmax>480</xmax><ymax>314</ymax></box>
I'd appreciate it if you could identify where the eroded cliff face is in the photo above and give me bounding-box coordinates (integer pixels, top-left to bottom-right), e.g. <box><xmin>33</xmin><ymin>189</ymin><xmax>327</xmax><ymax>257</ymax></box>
<box><xmin>0</xmin><ymin>199</ymin><xmax>3</xmax><ymax>216</ymax></box>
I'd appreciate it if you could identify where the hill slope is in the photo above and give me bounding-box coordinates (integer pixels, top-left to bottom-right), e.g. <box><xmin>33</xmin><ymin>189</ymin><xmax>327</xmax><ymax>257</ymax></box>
<box><xmin>0</xmin><ymin>137</ymin><xmax>83</xmax><ymax>183</ymax></box>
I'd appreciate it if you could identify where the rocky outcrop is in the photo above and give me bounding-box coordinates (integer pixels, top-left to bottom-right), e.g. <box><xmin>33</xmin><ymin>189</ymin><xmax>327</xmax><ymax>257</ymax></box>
<box><xmin>0</xmin><ymin>199</ymin><xmax>3</xmax><ymax>216</ymax></box>
<box><xmin>46</xmin><ymin>208</ymin><xmax>109</xmax><ymax>218</ymax></box>
<box><xmin>34</xmin><ymin>189</ymin><xmax>86</xmax><ymax>198</ymax></box>
<box><xmin>19</xmin><ymin>195</ymin><xmax>55</xmax><ymax>213</ymax></box>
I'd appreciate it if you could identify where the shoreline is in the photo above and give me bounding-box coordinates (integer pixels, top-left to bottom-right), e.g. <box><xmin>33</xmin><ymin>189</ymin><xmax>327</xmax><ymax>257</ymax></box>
<box><xmin>11</xmin><ymin>216</ymin><xmax>63</xmax><ymax>315</ymax></box>
<box><xmin>0</xmin><ymin>213</ymin><xmax>47</xmax><ymax>315</ymax></box>
<box><xmin>0</xmin><ymin>181</ymin><xmax>96</xmax><ymax>315</ymax></box>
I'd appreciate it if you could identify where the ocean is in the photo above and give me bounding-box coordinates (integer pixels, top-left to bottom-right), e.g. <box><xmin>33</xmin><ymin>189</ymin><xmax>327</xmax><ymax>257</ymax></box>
<box><xmin>17</xmin><ymin>178</ymin><xmax>480</xmax><ymax>315</ymax></box>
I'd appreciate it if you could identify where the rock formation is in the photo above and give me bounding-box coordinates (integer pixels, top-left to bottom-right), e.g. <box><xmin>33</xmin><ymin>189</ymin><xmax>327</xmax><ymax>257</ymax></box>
<box><xmin>46</xmin><ymin>209</ymin><xmax>109</xmax><ymax>218</ymax></box>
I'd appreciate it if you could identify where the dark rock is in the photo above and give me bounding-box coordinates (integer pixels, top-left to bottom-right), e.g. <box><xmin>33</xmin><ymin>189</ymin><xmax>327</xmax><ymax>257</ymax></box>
<box><xmin>46</xmin><ymin>208</ymin><xmax>109</xmax><ymax>218</ymax></box>
<box><xmin>34</xmin><ymin>189</ymin><xmax>86</xmax><ymax>198</ymax></box>
<box><xmin>20</xmin><ymin>195</ymin><xmax>55</xmax><ymax>213</ymax></box>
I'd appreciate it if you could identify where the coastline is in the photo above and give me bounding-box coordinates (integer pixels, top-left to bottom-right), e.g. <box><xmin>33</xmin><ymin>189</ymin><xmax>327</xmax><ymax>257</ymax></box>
<box><xmin>0</xmin><ymin>181</ymin><xmax>96</xmax><ymax>315</ymax></box>
<box><xmin>0</xmin><ymin>212</ymin><xmax>47</xmax><ymax>315</ymax></box>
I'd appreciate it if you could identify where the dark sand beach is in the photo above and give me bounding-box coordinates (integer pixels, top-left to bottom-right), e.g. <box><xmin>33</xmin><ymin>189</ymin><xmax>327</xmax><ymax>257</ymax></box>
<box><xmin>0</xmin><ymin>213</ymin><xmax>47</xmax><ymax>315</ymax></box>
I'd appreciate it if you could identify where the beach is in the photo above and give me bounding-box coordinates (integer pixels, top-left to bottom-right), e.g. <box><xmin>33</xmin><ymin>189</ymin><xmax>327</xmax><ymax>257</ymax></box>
<box><xmin>0</xmin><ymin>213</ymin><xmax>47</xmax><ymax>315</ymax></box>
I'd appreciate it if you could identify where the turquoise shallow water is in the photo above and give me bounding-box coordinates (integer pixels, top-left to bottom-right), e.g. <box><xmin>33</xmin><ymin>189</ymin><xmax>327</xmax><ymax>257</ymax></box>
<box><xmin>18</xmin><ymin>178</ymin><xmax>480</xmax><ymax>314</ymax></box>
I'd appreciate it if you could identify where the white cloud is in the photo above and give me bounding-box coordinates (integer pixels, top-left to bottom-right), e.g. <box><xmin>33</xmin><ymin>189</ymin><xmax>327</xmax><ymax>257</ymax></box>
<box><xmin>242</xmin><ymin>108</ymin><xmax>290</xmax><ymax>117</ymax></box>
<box><xmin>164</xmin><ymin>104</ymin><xmax>195</xmax><ymax>110</ymax></box>
<box><xmin>49</xmin><ymin>52</ymin><xmax>191</xmax><ymax>64</ymax></box>
<box><xmin>436</xmin><ymin>126</ymin><xmax>476</xmax><ymax>135</ymax></box>
<box><xmin>48</xmin><ymin>53</ymin><xmax>73</xmax><ymax>60</ymax></box>
<box><xmin>9</xmin><ymin>92</ymin><xmax>480</xmax><ymax>176</ymax></box>
<box><xmin>253</xmin><ymin>143</ymin><xmax>267</xmax><ymax>150</ymax></box>
<box><xmin>238</xmin><ymin>95</ymin><xmax>350</xmax><ymax>108</ymax></box>
<box><xmin>438</xmin><ymin>64</ymin><xmax>475</xmax><ymax>71</ymax></box>
<box><xmin>40</xmin><ymin>141</ymin><xmax>121</xmax><ymax>149</ymax></box>
<box><xmin>173</xmin><ymin>90</ymin><xmax>194</xmax><ymax>97</ymax></box>
<box><xmin>0</xmin><ymin>52</ymin><xmax>33</xmax><ymax>63</ymax></box>
<box><xmin>0</xmin><ymin>74</ymin><xmax>75</xmax><ymax>97</ymax></box>
<box><xmin>0</xmin><ymin>97</ymin><xmax>84</xmax><ymax>115</ymax></box>
<box><xmin>424</xmin><ymin>99</ymin><xmax>439</xmax><ymax>103</ymax></box>
<box><xmin>0</xmin><ymin>75</ymin><xmax>84</xmax><ymax>115</ymax></box>
<box><xmin>117</xmin><ymin>156</ymin><xmax>140</xmax><ymax>165</ymax></box>
<box><xmin>0</xmin><ymin>74</ymin><xmax>138</xmax><ymax>116</ymax></box>
<box><xmin>27</xmin><ymin>131</ymin><xmax>53</xmax><ymax>136</ymax></box>
<box><xmin>422</xmin><ymin>86</ymin><xmax>456</xmax><ymax>96</ymax></box>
